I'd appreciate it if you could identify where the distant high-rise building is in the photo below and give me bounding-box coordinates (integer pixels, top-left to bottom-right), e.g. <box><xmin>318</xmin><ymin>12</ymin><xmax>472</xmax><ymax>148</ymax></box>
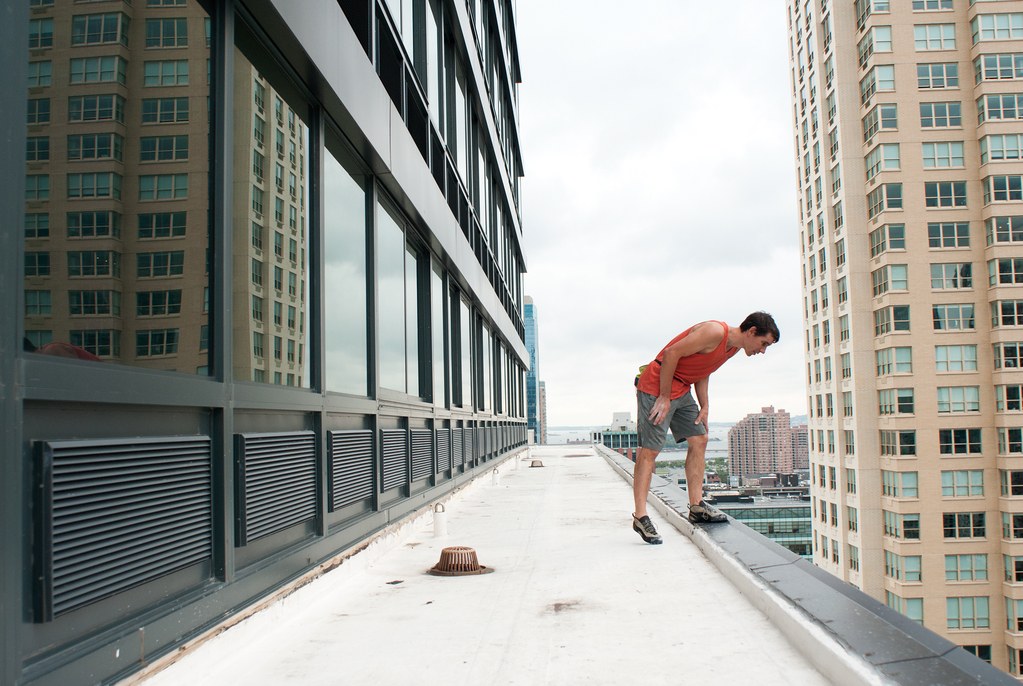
<box><xmin>791</xmin><ymin>424</ymin><xmax>810</xmax><ymax>471</ymax></box>
<box><xmin>728</xmin><ymin>406</ymin><xmax>794</xmax><ymax>479</ymax></box>
<box><xmin>787</xmin><ymin>0</ymin><xmax>1023</xmax><ymax>672</ymax></box>
<box><xmin>538</xmin><ymin>379</ymin><xmax>548</xmax><ymax>444</ymax></box>
<box><xmin>524</xmin><ymin>296</ymin><xmax>543</xmax><ymax>443</ymax></box>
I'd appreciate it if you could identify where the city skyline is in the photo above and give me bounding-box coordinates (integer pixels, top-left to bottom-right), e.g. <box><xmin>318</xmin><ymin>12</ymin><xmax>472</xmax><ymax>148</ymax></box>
<box><xmin>516</xmin><ymin>0</ymin><xmax>804</xmax><ymax>426</ymax></box>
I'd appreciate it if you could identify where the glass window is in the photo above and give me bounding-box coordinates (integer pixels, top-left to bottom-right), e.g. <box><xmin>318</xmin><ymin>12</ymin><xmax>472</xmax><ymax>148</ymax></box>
<box><xmin>922</xmin><ymin>141</ymin><xmax>964</xmax><ymax>168</ymax></box>
<box><xmin>322</xmin><ymin>140</ymin><xmax>368</xmax><ymax>395</ymax></box>
<box><xmin>914</xmin><ymin>24</ymin><xmax>956</xmax><ymax>51</ymax></box>
<box><xmin>71</xmin><ymin>13</ymin><xmax>129</xmax><ymax>46</ymax></box>
<box><xmin>23</xmin><ymin>1</ymin><xmax>210</xmax><ymax>374</ymax></box>
<box><xmin>376</xmin><ymin>201</ymin><xmax>425</xmax><ymax>398</ymax></box>
<box><xmin>973</xmin><ymin>13</ymin><xmax>1023</xmax><ymax>43</ymax></box>
<box><xmin>27</xmin><ymin>60</ymin><xmax>52</xmax><ymax>87</ymax></box>
<box><xmin>70</xmin><ymin>56</ymin><xmax>127</xmax><ymax>85</ymax></box>
<box><xmin>431</xmin><ymin>263</ymin><xmax>446</xmax><ymax>408</ymax></box>
<box><xmin>920</xmin><ymin>101</ymin><xmax>961</xmax><ymax>128</ymax></box>
<box><xmin>145</xmin><ymin>18</ymin><xmax>188</xmax><ymax>48</ymax></box>
<box><xmin>458</xmin><ymin>297</ymin><xmax>473</xmax><ymax>408</ymax></box>
<box><xmin>978</xmin><ymin>93</ymin><xmax>1023</xmax><ymax>123</ymax></box>
<box><xmin>69</xmin><ymin>94</ymin><xmax>125</xmax><ymax>124</ymax></box>
<box><xmin>925</xmin><ymin>180</ymin><xmax>967</xmax><ymax>207</ymax></box>
<box><xmin>929</xmin><ymin>222</ymin><xmax>970</xmax><ymax>248</ymax></box>
<box><xmin>232</xmin><ymin>24</ymin><xmax>310</xmax><ymax>386</ymax></box>
<box><xmin>917</xmin><ymin>62</ymin><xmax>958</xmax><ymax>89</ymax></box>
<box><xmin>28</xmin><ymin>18</ymin><xmax>54</xmax><ymax>49</ymax></box>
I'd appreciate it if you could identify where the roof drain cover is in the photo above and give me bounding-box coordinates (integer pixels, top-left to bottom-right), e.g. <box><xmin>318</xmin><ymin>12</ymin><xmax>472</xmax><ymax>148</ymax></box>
<box><xmin>529</xmin><ymin>460</ymin><xmax>544</xmax><ymax>468</ymax></box>
<box><xmin>428</xmin><ymin>546</ymin><xmax>494</xmax><ymax>576</ymax></box>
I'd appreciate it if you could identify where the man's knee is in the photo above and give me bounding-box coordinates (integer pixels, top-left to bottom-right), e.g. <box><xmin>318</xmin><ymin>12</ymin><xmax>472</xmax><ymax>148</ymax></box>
<box><xmin>687</xmin><ymin>434</ymin><xmax>709</xmax><ymax>449</ymax></box>
<box><xmin>637</xmin><ymin>448</ymin><xmax>659</xmax><ymax>461</ymax></box>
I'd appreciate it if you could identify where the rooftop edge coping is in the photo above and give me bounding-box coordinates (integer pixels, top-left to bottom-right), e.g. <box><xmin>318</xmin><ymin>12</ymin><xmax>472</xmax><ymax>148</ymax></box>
<box><xmin>597</xmin><ymin>444</ymin><xmax>1016</xmax><ymax>686</ymax></box>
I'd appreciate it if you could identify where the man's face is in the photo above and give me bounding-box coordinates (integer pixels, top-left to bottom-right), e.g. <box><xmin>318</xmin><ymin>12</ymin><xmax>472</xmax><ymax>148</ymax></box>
<box><xmin>744</xmin><ymin>331</ymin><xmax>776</xmax><ymax>356</ymax></box>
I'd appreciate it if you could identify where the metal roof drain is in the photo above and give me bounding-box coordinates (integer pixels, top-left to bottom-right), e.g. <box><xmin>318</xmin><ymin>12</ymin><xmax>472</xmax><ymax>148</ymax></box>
<box><xmin>428</xmin><ymin>546</ymin><xmax>495</xmax><ymax>576</ymax></box>
<box><xmin>529</xmin><ymin>459</ymin><xmax>544</xmax><ymax>468</ymax></box>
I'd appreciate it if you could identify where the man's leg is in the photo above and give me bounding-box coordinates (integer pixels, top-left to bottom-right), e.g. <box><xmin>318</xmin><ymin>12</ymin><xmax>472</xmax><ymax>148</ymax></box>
<box><xmin>633</xmin><ymin>446</ymin><xmax>661</xmax><ymax>518</ymax></box>
<box><xmin>683</xmin><ymin>434</ymin><xmax>709</xmax><ymax>507</ymax></box>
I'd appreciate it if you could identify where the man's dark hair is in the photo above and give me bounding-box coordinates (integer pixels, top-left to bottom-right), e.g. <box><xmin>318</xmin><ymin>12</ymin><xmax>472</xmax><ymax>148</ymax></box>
<box><xmin>740</xmin><ymin>311</ymin><xmax>780</xmax><ymax>342</ymax></box>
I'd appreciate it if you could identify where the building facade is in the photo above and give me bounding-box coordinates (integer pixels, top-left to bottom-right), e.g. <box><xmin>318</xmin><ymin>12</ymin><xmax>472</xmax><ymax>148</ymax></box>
<box><xmin>592</xmin><ymin>411</ymin><xmax>639</xmax><ymax>455</ymax></box>
<box><xmin>3</xmin><ymin>1</ymin><xmax>527</xmax><ymax>683</ymax></box>
<box><xmin>728</xmin><ymin>406</ymin><xmax>795</xmax><ymax>479</ymax></box>
<box><xmin>792</xmin><ymin>423</ymin><xmax>810</xmax><ymax>470</ymax></box>
<box><xmin>716</xmin><ymin>500</ymin><xmax>814</xmax><ymax>558</ymax></box>
<box><xmin>787</xmin><ymin>0</ymin><xmax>1023</xmax><ymax>672</ymax></box>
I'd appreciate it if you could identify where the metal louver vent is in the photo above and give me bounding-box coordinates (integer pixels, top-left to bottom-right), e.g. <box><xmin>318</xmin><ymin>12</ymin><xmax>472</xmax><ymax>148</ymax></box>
<box><xmin>462</xmin><ymin>427</ymin><xmax>473</xmax><ymax>464</ymax></box>
<box><xmin>328</xmin><ymin>430</ymin><xmax>374</xmax><ymax>511</ymax></box>
<box><xmin>381</xmin><ymin>429</ymin><xmax>408</xmax><ymax>491</ymax></box>
<box><xmin>35</xmin><ymin>435</ymin><xmax>213</xmax><ymax>622</ymax></box>
<box><xmin>437</xmin><ymin>429</ymin><xmax>451</xmax><ymax>472</ymax></box>
<box><xmin>452</xmin><ymin>428</ymin><xmax>464</xmax><ymax>467</ymax></box>
<box><xmin>410</xmin><ymin>429</ymin><xmax>433</xmax><ymax>481</ymax></box>
<box><xmin>235</xmin><ymin>431</ymin><xmax>316</xmax><ymax>545</ymax></box>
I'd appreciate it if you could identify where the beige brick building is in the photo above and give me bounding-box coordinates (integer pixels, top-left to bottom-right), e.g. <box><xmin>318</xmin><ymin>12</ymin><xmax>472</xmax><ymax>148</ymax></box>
<box><xmin>728</xmin><ymin>406</ymin><xmax>796</xmax><ymax>478</ymax></box>
<box><xmin>787</xmin><ymin>0</ymin><xmax>1023</xmax><ymax>673</ymax></box>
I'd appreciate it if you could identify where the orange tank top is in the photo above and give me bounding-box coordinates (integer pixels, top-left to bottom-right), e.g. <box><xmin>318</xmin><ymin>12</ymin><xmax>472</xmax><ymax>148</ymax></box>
<box><xmin>636</xmin><ymin>321</ymin><xmax>738</xmax><ymax>399</ymax></box>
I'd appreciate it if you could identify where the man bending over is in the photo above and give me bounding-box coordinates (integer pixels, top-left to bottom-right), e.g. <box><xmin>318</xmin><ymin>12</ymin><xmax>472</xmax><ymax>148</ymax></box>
<box><xmin>632</xmin><ymin>312</ymin><xmax>779</xmax><ymax>544</ymax></box>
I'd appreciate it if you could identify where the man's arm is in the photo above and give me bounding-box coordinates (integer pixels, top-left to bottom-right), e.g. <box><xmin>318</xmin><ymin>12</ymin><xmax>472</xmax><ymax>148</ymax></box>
<box><xmin>693</xmin><ymin>376</ymin><xmax>710</xmax><ymax>429</ymax></box>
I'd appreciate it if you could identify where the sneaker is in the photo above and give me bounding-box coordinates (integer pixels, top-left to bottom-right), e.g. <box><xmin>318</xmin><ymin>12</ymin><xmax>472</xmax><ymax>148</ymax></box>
<box><xmin>688</xmin><ymin>500</ymin><xmax>727</xmax><ymax>524</ymax></box>
<box><xmin>632</xmin><ymin>514</ymin><xmax>663</xmax><ymax>544</ymax></box>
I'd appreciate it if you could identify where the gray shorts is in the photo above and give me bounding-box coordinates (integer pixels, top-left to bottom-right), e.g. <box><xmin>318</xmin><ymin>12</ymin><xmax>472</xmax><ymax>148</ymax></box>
<box><xmin>636</xmin><ymin>391</ymin><xmax>707</xmax><ymax>450</ymax></box>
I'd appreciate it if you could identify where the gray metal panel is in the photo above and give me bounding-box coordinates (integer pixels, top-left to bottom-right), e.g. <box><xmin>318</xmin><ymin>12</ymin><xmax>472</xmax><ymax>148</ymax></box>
<box><xmin>235</xmin><ymin>431</ymin><xmax>317</xmax><ymax>544</ymax></box>
<box><xmin>36</xmin><ymin>436</ymin><xmax>213</xmax><ymax>620</ymax></box>
<box><xmin>464</xmin><ymin>426</ymin><xmax>474</xmax><ymax>464</ymax></box>
<box><xmin>328</xmin><ymin>430</ymin><xmax>374</xmax><ymax>510</ymax></box>
<box><xmin>410</xmin><ymin>428</ymin><xmax>432</xmax><ymax>481</ymax></box>
<box><xmin>0</xmin><ymin>0</ymin><xmax>27</xmax><ymax>680</ymax></box>
<box><xmin>436</xmin><ymin>428</ymin><xmax>451</xmax><ymax>473</ymax></box>
<box><xmin>380</xmin><ymin>428</ymin><xmax>408</xmax><ymax>491</ymax></box>
<box><xmin>211</xmin><ymin>0</ymin><xmax>238</xmax><ymax>585</ymax></box>
<box><xmin>452</xmin><ymin>427</ymin><xmax>464</xmax><ymax>467</ymax></box>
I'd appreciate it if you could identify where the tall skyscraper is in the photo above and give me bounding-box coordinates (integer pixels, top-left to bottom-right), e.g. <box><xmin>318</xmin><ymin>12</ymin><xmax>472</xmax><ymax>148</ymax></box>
<box><xmin>787</xmin><ymin>0</ymin><xmax>1023</xmax><ymax>671</ymax></box>
<box><xmin>524</xmin><ymin>295</ymin><xmax>543</xmax><ymax>443</ymax></box>
<box><xmin>728</xmin><ymin>406</ymin><xmax>795</xmax><ymax>479</ymax></box>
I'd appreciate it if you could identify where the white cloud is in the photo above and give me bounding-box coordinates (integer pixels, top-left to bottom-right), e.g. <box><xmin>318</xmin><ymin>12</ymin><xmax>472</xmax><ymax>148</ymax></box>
<box><xmin>517</xmin><ymin>0</ymin><xmax>805</xmax><ymax>425</ymax></box>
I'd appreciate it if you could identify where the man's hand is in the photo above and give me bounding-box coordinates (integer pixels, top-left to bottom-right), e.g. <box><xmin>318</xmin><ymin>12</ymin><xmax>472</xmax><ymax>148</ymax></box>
<box><xmin>695</xmin><ymin>406</ymin><xmax>709</xmax><ymax>431</ymax></box>
<box><xmin>649</xmin><ymin>395</ymin><xmax>671</xmax><ymax>425</ymax></box>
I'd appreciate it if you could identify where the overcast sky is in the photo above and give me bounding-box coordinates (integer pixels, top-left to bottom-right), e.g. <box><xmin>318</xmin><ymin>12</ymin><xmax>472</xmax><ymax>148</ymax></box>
<box><xmin>515</xmin><ymin>0</ymin><xmax>805</xmax><ymax>427</ymax></box>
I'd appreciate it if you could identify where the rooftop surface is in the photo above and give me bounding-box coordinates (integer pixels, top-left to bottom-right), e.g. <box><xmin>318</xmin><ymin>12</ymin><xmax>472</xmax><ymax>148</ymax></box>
<box><xmin>126</xmin><ymin>445</ymin><xmax>1014</xmax><ymax>686</ymax></box>
<box><xmin>130</xmin><ymin>445</ymin><xmax>830</xmax><ymax>686</ymax></box>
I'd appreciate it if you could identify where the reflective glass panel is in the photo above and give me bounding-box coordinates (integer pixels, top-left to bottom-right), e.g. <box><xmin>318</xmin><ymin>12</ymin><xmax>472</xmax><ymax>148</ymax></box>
<box><xmin>23</xmin><ymin>1</ymin><xmax>210</xmax><ymax>374</ymax></box>
<box><xmin>233</xmin><ymin>26</ymin><xmax>310</xmax><ymax>387</ymax></box>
